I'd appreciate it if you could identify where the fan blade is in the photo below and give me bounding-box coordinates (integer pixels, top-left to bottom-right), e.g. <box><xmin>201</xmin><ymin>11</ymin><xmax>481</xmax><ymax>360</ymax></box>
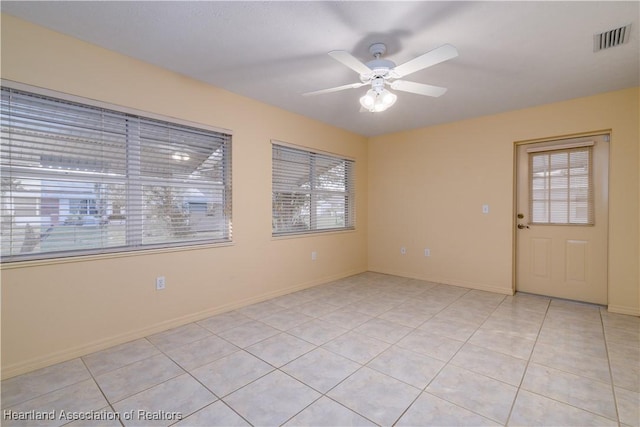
<box><xmin>392</xmin><ymin>44</ymin><xmax>458</xmax><ymax>78</ymax></box>
<box><xmin>328</xmin><ymin>50</ymin><xmax>372</xmax><ymax>75</ymax></box>
<box><xmin>390</xmin><ymin>80</ymin><xmax>448</xmax><ymax>97</ymax></box>
<box><xmin>303</xmin><ymin>82</ymin><xmax>367</xmax><ymax>96</ymax></box>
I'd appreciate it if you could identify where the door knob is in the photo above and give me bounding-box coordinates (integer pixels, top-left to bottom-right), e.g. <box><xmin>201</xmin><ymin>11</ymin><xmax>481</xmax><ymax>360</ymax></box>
<box><xmin>517</xmin><ymin>224</ymin><xmax>530</xmax><ymax>229</ymax></box>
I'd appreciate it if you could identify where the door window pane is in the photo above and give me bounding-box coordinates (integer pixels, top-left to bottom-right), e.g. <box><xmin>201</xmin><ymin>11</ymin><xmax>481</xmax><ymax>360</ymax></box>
<box><xmin>529</xmin><ymin>147</ymin><xmax>593</xmax><ymax>225</ymax></box>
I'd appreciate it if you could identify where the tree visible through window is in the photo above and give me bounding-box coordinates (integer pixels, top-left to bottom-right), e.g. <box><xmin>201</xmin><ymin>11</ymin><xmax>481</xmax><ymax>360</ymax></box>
<box><xmin>272</xmin><ymin>143</ymin><xmax>355</xmax><ymax>235</ymax></box>
<box><xmin>0</xmin><ymin>86</ymin><xmax>232</xmax><ymax>261</ymax></box>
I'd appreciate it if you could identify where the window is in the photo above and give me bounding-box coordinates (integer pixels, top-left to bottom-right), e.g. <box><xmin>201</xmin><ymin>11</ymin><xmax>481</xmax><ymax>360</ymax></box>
<box><xmin>1</xmin><ymin>86</ymin><xmax>232</xmax><ymax>262</ymax></box>
<box><xmin>272</xmin><ymin>143</ymin><xmax>354</xmax><ymax>236</ymax></box>
<box><xmin>529</xmin><ymin>145</ymin><xmax>593</xmax><ymax>225</ymax></box>
<box><xmin>69</xmin><ymin>199</ymin><xmax>98</xmax><ymax>216</ymax></box>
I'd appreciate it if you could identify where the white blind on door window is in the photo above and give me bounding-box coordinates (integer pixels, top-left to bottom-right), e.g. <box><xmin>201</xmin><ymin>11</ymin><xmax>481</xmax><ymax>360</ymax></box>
<box><xmin>529</xmin><ymin>146</ymin><xmax>593</xmax><ymax>225</ymax></box>
<box><xmin>272</xmin><ymin>144</ymin><xmax>354</xmax><ymax>235</ymax></box>
<box><xmin>1</xmin><ymin>87</ymin><xmax>232</xmax><ymax>262</ymax></box>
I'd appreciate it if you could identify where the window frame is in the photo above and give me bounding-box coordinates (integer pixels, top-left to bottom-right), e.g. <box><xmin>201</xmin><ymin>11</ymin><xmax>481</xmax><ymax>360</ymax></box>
<box><xmin>272</xmin><ymin>141</ymin><xmax>355</xmax><ymax>237</ymax></box>
<box><xmin>1</xmin><ymin>81</ymin><xmax>233</xmax><ymax>263</ymax></box>
<box><xmin>528</xmin><ymin>144</ymin><xmax>594</xmax><ymax>226</ymax></box>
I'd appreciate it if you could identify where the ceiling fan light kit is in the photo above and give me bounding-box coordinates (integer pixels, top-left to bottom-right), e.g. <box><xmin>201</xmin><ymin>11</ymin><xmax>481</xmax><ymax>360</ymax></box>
<box><xmin>304</xmin><ymin>42</ymin><xmax>458</xmax><ymax>113</ymax></box>
<box><xmin>359</xmin><ymin>78</ymin><xmax>397</xmax><ymax>112</ymax></box>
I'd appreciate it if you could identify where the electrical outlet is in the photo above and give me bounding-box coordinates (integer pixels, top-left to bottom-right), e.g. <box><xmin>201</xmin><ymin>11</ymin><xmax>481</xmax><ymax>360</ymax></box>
<box><xmin>424</xmin><ymin>248</ymin><xmax>431</xmax><ymax>257</ymax></box>
<box><xmin>156</xmin><ymin>276</ymin><xmax>166</xmax><ymax>291</ymax></box>
<box><xmin>311</xmin><ymin>251</ymin><xmax>317</xmax><ymax>261</ymax></box>
<box><xmin>482</xmin><ymin>204</ymin><xmax>490</xmax><ymax>214</ymax></box>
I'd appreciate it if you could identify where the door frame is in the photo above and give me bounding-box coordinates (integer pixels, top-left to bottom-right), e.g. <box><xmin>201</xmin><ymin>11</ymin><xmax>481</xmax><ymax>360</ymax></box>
<box><xmin>512</xmin><ymin>129</ymin><xmax>611</xmax><ymax>301</ymax></box>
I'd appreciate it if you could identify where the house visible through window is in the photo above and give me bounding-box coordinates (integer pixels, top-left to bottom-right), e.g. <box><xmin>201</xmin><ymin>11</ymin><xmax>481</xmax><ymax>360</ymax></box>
<box><xmin>69</xmin><ymin>199</ymin><xmax>98</xmax><ymax>216</ymax></box>
<box><xmin>272</xmin><ymin>143</ymin><xmax>355</xmax><ymax>236</ymax></box>
<box><xmin>529</xmin><ymin>145</ymin><xmax>593</xmax><ymax>225</ymax></box>
<box><xmin>1</xmin><ymin>86</ymin><xmax>232</xmax><ymax>261</ymax></box>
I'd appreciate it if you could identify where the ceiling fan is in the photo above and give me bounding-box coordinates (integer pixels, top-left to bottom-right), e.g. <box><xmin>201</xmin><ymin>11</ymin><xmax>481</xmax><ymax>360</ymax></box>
<box><xmin>303</xmin><ymin>42</ymin><xmax>458</xmax><ymax>112</ymax></box>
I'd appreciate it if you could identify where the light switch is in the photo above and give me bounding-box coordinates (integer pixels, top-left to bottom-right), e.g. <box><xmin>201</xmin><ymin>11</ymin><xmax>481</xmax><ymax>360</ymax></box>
<box><xmin>482</xmin><ymin>204</ymin><xmax>490</xmax><ymax>214</ymax></box>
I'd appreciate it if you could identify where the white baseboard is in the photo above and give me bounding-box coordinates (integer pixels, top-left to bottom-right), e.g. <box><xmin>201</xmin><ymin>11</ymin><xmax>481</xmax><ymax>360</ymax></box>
<box><xmin>607</xmin><ymin>304</ymin><xmax>640</xmax><ymax>317</ymax></box>
<box><xmin>367</xmin><ymin>268</ymin><xmax>514</xmax><ymax>296</ymax></box>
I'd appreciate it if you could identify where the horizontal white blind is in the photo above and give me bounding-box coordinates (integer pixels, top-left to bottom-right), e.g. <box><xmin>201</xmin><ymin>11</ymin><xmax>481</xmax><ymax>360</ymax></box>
<box><xmin>526</xmin><ymin>140</ymin><xmax>594</xmax><ymax>153</ymax></box>
<box><xmin>529</xmin><ymin>146</ymin><xmax>593</xmax><ymax>225</ymax></box>
<box><xmin>1</xmin><ymin>87</ymin><xmax>232</xmax><ymax>262</ymax></box>
<box><xmin>272</xmin><ymin>144</ymin><xmax>354</xmax><ymax>235</ymax></box>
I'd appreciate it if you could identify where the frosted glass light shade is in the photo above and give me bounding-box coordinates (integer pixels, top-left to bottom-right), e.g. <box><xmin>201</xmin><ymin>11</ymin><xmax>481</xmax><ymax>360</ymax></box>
<box><xmin>359</xmin><ymin>88</ymin><xmax>397</xmax><ymax>112</ymax></box>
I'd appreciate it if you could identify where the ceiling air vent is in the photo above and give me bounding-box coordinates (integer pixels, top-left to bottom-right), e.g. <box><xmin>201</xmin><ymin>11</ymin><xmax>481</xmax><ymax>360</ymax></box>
<box><xmin>594</xmin><ymin>24</ymin><xmax>631</xmax><ymax>52</ymax></box>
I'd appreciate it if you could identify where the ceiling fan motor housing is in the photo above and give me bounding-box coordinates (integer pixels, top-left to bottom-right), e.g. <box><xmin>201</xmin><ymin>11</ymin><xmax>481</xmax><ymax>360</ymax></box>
<box><xmin>363</xmin><ymin>43</ymin><xmax>396</xmax><ymax>80</ymax></box>
<box><xmin>371</xmin><ymin>77</ymin><xmax>386</xmax><ymax>93</ymax></box>
<box><xmin>364</xmin><ymin>59</ymin><xmax>396</xmax><ymax>75</ymax></box>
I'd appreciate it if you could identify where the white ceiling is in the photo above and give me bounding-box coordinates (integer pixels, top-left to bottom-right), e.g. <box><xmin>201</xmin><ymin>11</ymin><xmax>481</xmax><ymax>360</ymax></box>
<box><xmin>2</xmin><ymin>1</ymin><xmax>639</xmax><ymax>137</ymax></box>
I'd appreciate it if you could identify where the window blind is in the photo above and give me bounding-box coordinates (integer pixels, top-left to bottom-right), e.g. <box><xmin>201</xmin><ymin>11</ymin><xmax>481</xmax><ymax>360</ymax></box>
<box><xmin>272</xmin><ymin>144</ymin><xmax>354</xmax><ymax>235</ymax></box>
<box><xmin>1</xmin><ymin>87</ymin><xmax>232</xmax><ymax>262</ymax></box>
<box><xmin>529</xmin><ymin>146</ymin><xmax>593</xmax><ymax>225</ymax></box>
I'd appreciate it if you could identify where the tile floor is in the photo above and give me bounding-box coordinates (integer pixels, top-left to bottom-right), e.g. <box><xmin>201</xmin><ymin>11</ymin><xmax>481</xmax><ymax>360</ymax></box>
<box><xmin>2</xmin><ymin>272</ymin><xmax>639</xmax><ymax>426</ymax></box>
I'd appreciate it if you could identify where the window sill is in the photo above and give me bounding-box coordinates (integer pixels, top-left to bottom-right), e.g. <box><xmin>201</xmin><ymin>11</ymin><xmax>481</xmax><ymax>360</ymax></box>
<box><xmin>0</xmin><ymin>241</ymin><xmax>235</xmax><ymax>270</ymax></box>
<box><xmin>271</xmin><ymin>228</ymin><xmax>357</xmax><ymax>241</ymax></box>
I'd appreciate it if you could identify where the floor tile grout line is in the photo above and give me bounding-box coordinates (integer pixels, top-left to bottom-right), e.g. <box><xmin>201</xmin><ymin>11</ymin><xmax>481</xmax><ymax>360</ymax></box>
<box><xmin>2</xmin><ymin>338</ymin><xmax>180</xmax><ymax>414</ymax></box>
<box><xmin>280</xmin><ymin>382</ymin><xmax>379</xmax><ymax>426</ymax></box>
<box><xmin>388</xmin><ymin>287</ymin><xmax>506</xmax><ymax>425</ymax></box>
<box><xmin>200</xmin><ymin>314</ymin><xmax>358</xmax><ymax>404</ymax></box>
<box><xmin>78</xmin><ymin>356</ymin><xmax>125</xmax><ymax>427</ymax></box>
<box><xmin>387</xmin><ymin>285</ymin><xmax>505</xmax><ymax>424</ymax></box>
<box><xmin>514</xmin><ymin>388</ymin><xmax>621</xmax><ymax>424</ymax></box>
<box><xmin>396</xmin><ymin>286</ymin><xmax>470</xmax><ymax>332</ymax></box>
<box><xmin>272</xmin><ymin>278</ymin><xmax>424</xmax><ymax>426</ymax></box>
<box><xmin>313</xmin><ymin>284</ymin><xmax>460</xmax><ymax>367</ymax></box>
<box><xmin>214</xmin><ymin>288</ymin><xmax>380</xmax><ymax>426</ymax></box>
<box><xmin>275</xmin><ymin>367</ymin><xmax>379</xmax><ymax>427</ymax></box>
<box><xmin>208</xmin><ymin>359</ymin><xmax>276</xmax><ymax>400</ymax></box>
<box><xmin>600</xmin><ymin>306</ymin><xmax>622</xmax><ymax>426</ymax></box>
<box><xmin>391</xmin><ymin>309</ymin><xmax>511</xmax><ymax>426</ymax></box>
<box><xmin>524</xmin><ymin>307</ymin><xmax>620</xmax><ymax>382</ymax></box>
<box><xmin>153</xmin><ymin>329</ymin><xmax>247</xmax><ymax>419</ymax></box>
<box><xmin>94</xmin><ymin>335</ymin><xmax>218</xmax><ymax>422</ymax></box>
<box><xmin>185</xmin><ymin>349</ymin><xmax>281</xmax><ymax>426</ymax></box>
<box><xmin>286</xmin><ymin>321</ymin><xmax>352</xmax><ymax>346</ymax></box>
<box><xmin>170</xmin><ymin>377</ymin><xmax>254</xmax><ymax>427</ymax></box>
<box><xmin>504</xmin><ymin>297</ymin><xmax>622</xmax><ymax>425</ymax></box>
<box><xmin>3</xmin><ymin>358</ymin><xmax>158</xmax><ymax>423</ymax></box>
<box><xmin>503</xmin><ymin>294</ymin><xmax>551</xmax><ymax>426</ymax></box>
<box><xmin>286</xmin><ymin>358</ymin><xmax>379</xmax><ymax>425</ymax></box>
<box><xmin>0</xmin><ymin>364</ymin><xmax>94</xmax><ymax>411</ymax></box>
<box><xmin>243</xmin><ymin>334</ymin><xmax>323</xmax><ymax>370</ymax></box>
<box><xmin>409</xmin><ymin>292</ymin><xmax>517</xmax><ymax>426</ymax></box>
<box><xmin>318</xmin><ymin>394</ymin><xmax>382</xmax><ymax>426</ymax></box>
<box><xmin>102</xmin><ymin>370</ymin><xmax>187</xmax><ymax>408</ymax></box>
<box><xmin>240</xmin><ymin>318</ymin><xmax>352</xmax><ymax>355</ymax></box>
<box><xmin>524</xmin><ymin>350</ymin><xmax>617</xmax><ymax>386</ymax></box>
<box><xmin>388</xmin><ymin>345</ymin><xmax>454</xmax><ymax>427</ymax></box>
<box><xmin>79</xmin><ymin>338</ymin><xmax>162</xmax><ymax>376</ymax></box>
<box><xmin>189</xmin><ymin>280</ymin><xmax>392</xmax><ymax>414</ymax></box>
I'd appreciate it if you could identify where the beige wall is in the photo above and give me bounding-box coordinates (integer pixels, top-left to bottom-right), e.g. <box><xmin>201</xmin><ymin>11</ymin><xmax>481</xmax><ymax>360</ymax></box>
<box><xmin>0</xmin><ymin>15</ymin><xmax>368</xmax><ymax>378</ymax></box>
<box><xmin>368</xmin><ymin>87</ymin><xmax>639</xmax><ymax>315</ymax></box>
<box><xmin>2</xmin><ymin>14</ymin><xmax>639</xmax><ymax>380</ymax></box>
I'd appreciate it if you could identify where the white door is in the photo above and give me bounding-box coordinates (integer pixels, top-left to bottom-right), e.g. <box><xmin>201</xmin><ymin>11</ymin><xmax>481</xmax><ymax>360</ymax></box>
<box><xmin>515</xmin><ymin>134</ymin><xmax>609</xmax><ymax>305</ymax></box>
